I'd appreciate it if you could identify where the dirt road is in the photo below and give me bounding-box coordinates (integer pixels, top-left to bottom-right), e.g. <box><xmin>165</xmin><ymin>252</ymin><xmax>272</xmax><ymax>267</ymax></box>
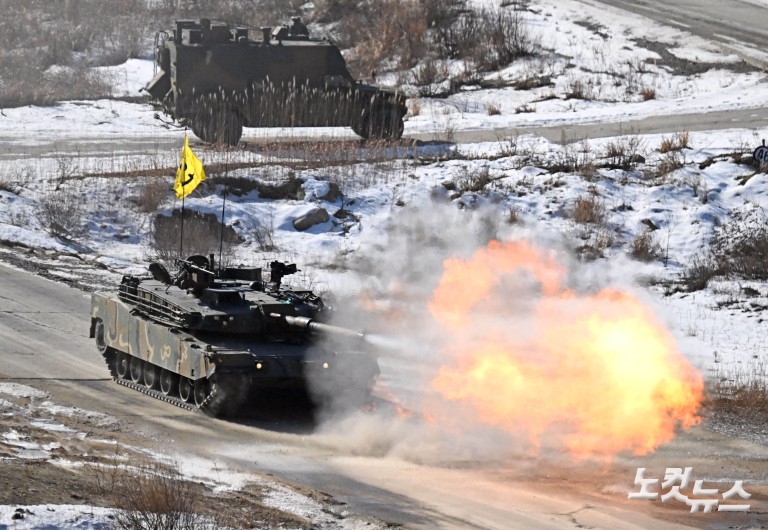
<box><xmin>586</xmin><ymin>0</ymin><xmax>768</xmax><ymax>69</ymax></box>
<box><xmin>0</xmin><ymin>263</ymin><xmax>765</xmax><ymax>528</ymax></box>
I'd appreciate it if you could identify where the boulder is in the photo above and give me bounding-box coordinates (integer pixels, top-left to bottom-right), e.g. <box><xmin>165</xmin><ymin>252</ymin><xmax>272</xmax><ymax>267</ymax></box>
<box><xmin>293</xmin><ymin>208</ymin><xmax>329</xmax><ymax>231</ymax></box>
<box><xmin>257</xmin><ymin>176</ymin><xmax>305</xmax><ymax>200</ymax></box>
<box><xmin>317</xmin><ymin>181</ymin><xmax>341</xmax><ymax>202</ymax></box>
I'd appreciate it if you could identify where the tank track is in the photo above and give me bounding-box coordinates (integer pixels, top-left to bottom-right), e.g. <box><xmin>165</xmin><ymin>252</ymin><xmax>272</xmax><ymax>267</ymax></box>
<box><xmin>101</xmin><ymin>349</ymin><xmax>217</xmax><ymax>413</ymax></box>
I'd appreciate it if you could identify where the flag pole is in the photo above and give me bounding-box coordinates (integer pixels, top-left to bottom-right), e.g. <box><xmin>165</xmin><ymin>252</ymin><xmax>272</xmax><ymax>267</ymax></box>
<box><xmin>180</xmin><ymin>192</ymin><xmax>185</xmax><ymax>259</ymax></box>
<box><xmin>218</xmin><ymin>154</ymin><xmax>229</xmax><ymax>272</ymax></box>
<box><xmin>179</xmin><ymin>132</ymin><xmax>186</xmax><ymax>260</ymax></box>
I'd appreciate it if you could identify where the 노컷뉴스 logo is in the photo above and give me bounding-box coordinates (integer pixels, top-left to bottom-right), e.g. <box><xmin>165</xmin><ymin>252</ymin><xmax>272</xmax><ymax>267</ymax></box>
<box><xmin>628</xmin><ymin>467</ymin><xmax>751</xmax><ymax>513</ymax></box>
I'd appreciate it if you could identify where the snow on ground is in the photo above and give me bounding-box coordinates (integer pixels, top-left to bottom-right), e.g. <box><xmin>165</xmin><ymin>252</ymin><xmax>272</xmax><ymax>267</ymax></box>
<box><xmin>0</xmin><ymin>382</ymin><xmax>377</xmax><ymax>529</ymax></box>
<box><xmin>0</xmin><ymin>504</ymin><xmax>115</xmax><ymax>530</ymax></box>
<box><xmin>407</xmin><ymin>0</ymin><xmax>768</xmax><ymax>133</ymax></box>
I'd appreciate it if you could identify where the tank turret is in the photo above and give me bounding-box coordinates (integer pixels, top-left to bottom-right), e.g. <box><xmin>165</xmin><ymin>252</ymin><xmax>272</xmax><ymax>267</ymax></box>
<box><xmin>89</xmin><ymin>257</ymin><xmax>379</xmax><ymax>417</ymax></box>
<box><xmin>144</xmin><ymin>17</ymin><xmax>406</xmax><ymax>145</ymax></box>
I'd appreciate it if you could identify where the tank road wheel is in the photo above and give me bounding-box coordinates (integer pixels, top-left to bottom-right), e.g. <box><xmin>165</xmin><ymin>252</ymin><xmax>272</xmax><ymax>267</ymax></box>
<box><xmin>370</xmin><ymin>112</ymin><xmax>404</xmax><ymax>141</ymax></box>
<box><xmin>129</xmin><ymin>357</ymin><xmax>144</xmax><ymax>384</ymax></box>
<box><xmin>143</xmin><ymin>363</ymin><xmax>159</xmax><ymax>390</ymax></box>
<box><xmin>159</xmin><ymin>370</ymin><xmax>178</xmax><ymax>397</ymax></box>
<box><xmin>391</xmin><ymin>115</ymin><xmax>405</xmax><ymax>140</ymax></box>
<box><xmin>94</xmin><ymin>319</ymin><xmax>108</xmax><ymax>355</ymax></box>
<box><xmin>178</xmin><ymin>377</ymin><xmax>194</xmax><ymax>403</ymax></box>
<box><xmin>193</xmin><ymin>378</ymin><xmax>210</xmax><ymax>407</ymax></box>
<box><xmin>351</xmin><ymin>113</ymin><xmax>371</xmax><ymax>140</ymax></box>
<box><xmin>115</xmin><ymin>351</ymin><xmax>130</xmax><ymax>379</ymax></box>
<box><xmin>352</xmin><ymin>111</ymin><xmax>403</xmax><ymax>142</ymax></box>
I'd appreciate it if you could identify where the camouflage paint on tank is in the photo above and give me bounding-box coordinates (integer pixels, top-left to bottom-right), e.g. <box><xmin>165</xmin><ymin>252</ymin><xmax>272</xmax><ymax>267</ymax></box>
<box><xmin>91</xmin><ymin>292</ymin><xmax>210</xmax><ymax>380</ymax></box>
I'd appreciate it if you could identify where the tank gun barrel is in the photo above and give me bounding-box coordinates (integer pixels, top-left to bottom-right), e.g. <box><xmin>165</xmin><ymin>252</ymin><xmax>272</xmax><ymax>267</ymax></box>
<box><xmin>271</xmin><ymin>314</ymin><xmax>364</xmax><ymax>339</ymax></box>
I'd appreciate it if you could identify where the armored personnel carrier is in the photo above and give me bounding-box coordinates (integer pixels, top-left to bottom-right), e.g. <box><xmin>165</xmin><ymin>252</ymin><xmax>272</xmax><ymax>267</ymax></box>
<box><xmin>89</xmin><ymin>256</ymin><xmax>379</xmax><ymax>417</ymax></box>
<box><xmin>145</xmin><ymin>17</ymin><xmax>407</xmax><ymax>145</ymax></box>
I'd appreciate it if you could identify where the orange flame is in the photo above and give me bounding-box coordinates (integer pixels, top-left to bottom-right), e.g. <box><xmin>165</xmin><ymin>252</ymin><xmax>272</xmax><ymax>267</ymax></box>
<box><xmin>429</xmin><ymin>240</ymin><xmax>703</xmax><ymax>459</ymax></box>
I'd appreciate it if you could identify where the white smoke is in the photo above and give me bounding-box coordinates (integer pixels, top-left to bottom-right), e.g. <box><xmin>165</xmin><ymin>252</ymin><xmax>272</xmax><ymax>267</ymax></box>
<box><xmin>309</xmin><ymin>202</ymin><xmax>665</xmax><ymax>464</ymax></box>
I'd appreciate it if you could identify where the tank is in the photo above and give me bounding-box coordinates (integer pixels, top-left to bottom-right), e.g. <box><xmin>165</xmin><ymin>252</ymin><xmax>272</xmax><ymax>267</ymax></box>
<box><xmin>144</xmin><ymin>17</ymin><xmax>407</xmax><ymax>145</ymax></box>
<box><xmin>89</xmin><ymin>256</ymin><xmax>379</xmax><ymax>417</ymax></box>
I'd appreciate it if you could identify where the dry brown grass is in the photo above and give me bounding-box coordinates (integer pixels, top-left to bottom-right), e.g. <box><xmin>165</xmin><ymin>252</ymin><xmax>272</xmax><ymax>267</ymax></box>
<box><xmin>659</xmin><ymin>131</ymin><xmax>690</xmax><ymax>153</ymax></box>
<box><xmin>92</xmin><ymin>458</ymin><xmax>206</xmax><ymax>530</ymax></box>
<box><xmin>455</xmin><ymin>166</ymin><xmax>494</xmax><ymax>193</ymax></box>
<box><xmin>148</xmin><ymin>209</ymin><xmax>242</xmax><ymax>265</ymax></box>
<box><xmin>335</xmin><ymin>0</ymin><xmax>429</xmax><ymax>75</ymax></box>
<box><xmin>409</xmin><ymin>97</ymin><xmax>422</xmax><ymax>117</ymax></box>
<box><xmin>507</xmin><ymin>206</ymin><xmax>522</xmax><ymax>225</ymax></box>
<box><xmin>712</xmin><ymin>362</ymin><xmax>768</xmax><ymax>416</ymax></box>
<box><xmin>640</xmin><ymin>86</ymin><xmax>656</xmax><ymax>101</ymax></box>
<box><xmin>565</xmin><ymin>79</ymin><xmax>589</xmax><ymax>100</ymax></box>
<box><xmin>630</xmin><ymin>232</ymin><xmax>662</xmax><ymax>262</ymax></box>
<box><xmin>571</xmin><ymin>194</ymin><xmax>606</xmax><ymax>224</ymax></box>
<box><xmin>680</xmin><ymin>209</ymin><xmax>768</xmax><ymax>291</ymax></box>
<box><xmin>137</xmin><ymin>178</ymin><xmax>171</xmax><ymax>214</ymax></box>
<box><xmin>37</xmin><ymin>182</ymin><xmax>89</xmax><ymax>237</ymax></box>
<box><xmin>657</xmin><ymin>150</ymin><xmax>686</xmax><ymax>177</ymax></box>
<box><xmin>603</xmin><ymin>134</ymin><xmax>645</xmax><ymax>171</ymax></box>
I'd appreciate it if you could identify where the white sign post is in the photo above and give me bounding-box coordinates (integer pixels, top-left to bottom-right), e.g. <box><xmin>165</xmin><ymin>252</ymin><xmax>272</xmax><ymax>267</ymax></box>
<box><xmin>754</xmin><ymin>139</ymin><xmax>768</xmax><ymax>168</ymax></box>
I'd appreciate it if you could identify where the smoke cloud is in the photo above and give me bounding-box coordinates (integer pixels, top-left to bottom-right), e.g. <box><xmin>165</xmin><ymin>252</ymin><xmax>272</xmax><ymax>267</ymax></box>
<box><xmin>311</xmin><ymin>203</ymin><xmax>702</xmax><ymax>464</ymax></box>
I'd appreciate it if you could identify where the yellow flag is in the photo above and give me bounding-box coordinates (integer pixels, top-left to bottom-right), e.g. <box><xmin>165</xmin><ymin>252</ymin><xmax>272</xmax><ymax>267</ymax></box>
<box><xmin>173</xmin><ymin>135</ymin><xmax>205</xmax><ymax>199</ymax></box>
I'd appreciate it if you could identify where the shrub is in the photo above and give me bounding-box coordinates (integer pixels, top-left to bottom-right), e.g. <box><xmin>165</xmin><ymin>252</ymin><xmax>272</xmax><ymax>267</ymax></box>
<box><xmin>409</xmin><ymin>98</ymin><xmax>421</xmax><ymax>117</ymax></box>
<box><xmin>640</xmin><ymin>86</ymin><xmax>656</xmax><ymax>101</ymax></box>
<box><xmin>515</xmin><ymin>103</ymin><xmax>535</xmax><ymax>114</ymax></box>
<box><xmin>92</xmin><ymin>458</ymin><xmax>208</xmax><ymax>530</ymax></box>
<box><xmin>657</xmin><ymin>150</ymin><xmax>685</xmax><ymax>177</ymax></box>
<box><xmin>507</xmin><ymin>206</ymin><xmax>522</xmax><ymax>225</ymax></box>
<box><xmin>0</xmin><ymin>164</ymin><xmax>34</xmax><ymax>194</ymax></box>
<box><xmin>712</xmin><ymin>362</ymin><xmax>768</xmax><ymax>416</ymax></box>
<box><xmin>630</xmin><ymin>232</ymin><xmax>662</xmax><ymax>262</ymax></box>
<box><xmin>603</xmin><ymin>134</ymin><xmax>645</xmax><ymax>171</ymax></box>
<box><xmin>576</xmin><ymin>226</ymin><xmax>615</xmax><ymax>261</ymax></box>
<box><xmin>410</xmin><ymin>57</ymin><xmax>451</xmax><ymax>97</ymax></box>
<box><xmin>138</xmin><ymin>178</ymin><xmax>171</xmax><ymax>213</ymax></box>
<box><xmin>148</xmin><ymin>209</ymin><xmax>242</xmax><ymax>265</ymax></box>
<box><xmin>659</xmin><ymin>131</ymin><xmax>690</xmax><ymax>153</ymax></box>
<box><xmin>473</xmin><ymin>7</ymin><xmax>540</xmax><ymax>72</ymax></box>
<box><xmin>709</xmin><ymin>209</ymin><xmax>768</xmax><ymax>280</ymax></box>
<box><xmin>564</xmin><ymin>78</ymin><xmax>590</xmax><ymax>100</ymax></box>
<box><xmin>571</xmin><ymin>194</ymin><xmax>605</xmax><ymax>224</ymax></box>
<box><xmin>455</xmin><ymin>166</ymin><xmax>493</xmax><ymax>193</ymax></box>
<box><xmin>335</xmin><ymin>0</ymin><xmax>429</xmax><ymax>75</ymax></box>
<box><xmin>38</xmin><ymin>183</ymin><xmax>88</xmax><ymax>237</ymax></box>
<box><xmin>680</xmin><ymin>253</ymin><xmax>720</xmax><ymax>292</ymax></box>
<box><xmin>0</xmin><ymin>54</ymin><xmax>113</xmax><ymax>107</ymax></box>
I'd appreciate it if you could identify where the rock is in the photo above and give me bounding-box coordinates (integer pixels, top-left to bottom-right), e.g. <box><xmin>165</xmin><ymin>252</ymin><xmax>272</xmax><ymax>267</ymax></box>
<box><xmin>256</xmin><ymin>176</ymin><xmax>305</xmax><ymax>200</ymax></box>
<box><xmin>641</xmin><ymin>218</ymin><xmax>659</xmax><ymax>231</ymax></box>
<box><xmin>317</xmin><ymin>182</ymin><xmax>341</xmax><ymax>202</ymax></box>
<box><xmin>293</xmin><ymin>208</ymin><xmax>329</xmax><ymax>231</ymax></box>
